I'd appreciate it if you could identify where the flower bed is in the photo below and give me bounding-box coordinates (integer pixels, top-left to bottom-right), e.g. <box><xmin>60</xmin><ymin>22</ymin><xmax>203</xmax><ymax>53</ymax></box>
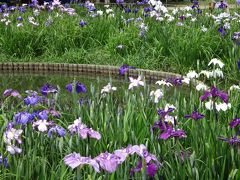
<box><xmin>0</xmin><ymin>58</ymin><xmax>240</xmax><ymax>179</ymax></box>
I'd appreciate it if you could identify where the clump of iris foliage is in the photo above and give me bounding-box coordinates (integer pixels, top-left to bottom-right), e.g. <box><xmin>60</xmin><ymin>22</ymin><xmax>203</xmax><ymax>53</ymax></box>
<box><xmin>0</xmin><ymin>57</ymin><xmax>240</xmax><ymax>179</ymax></box>
<box><xmin>0</xmin><ymin>0</ymin><xmax>240</xmax><ymax>81</ymax></box>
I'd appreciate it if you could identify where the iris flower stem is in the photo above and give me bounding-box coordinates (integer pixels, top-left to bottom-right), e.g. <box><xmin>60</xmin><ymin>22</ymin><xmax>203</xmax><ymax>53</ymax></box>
<box><xmin>207</xmin><ymin>111</ymin><xmax>217</xmax><ymax>157</ymax></box>
<box><xmin>212</xmin><ymin>99</ymin><xmax>218</xmax><ymax>122</ymax></box>
<box><xmin>76</xmin><ymin>167</ymin><xmax>81</xmax><ymax>180</ymax></box>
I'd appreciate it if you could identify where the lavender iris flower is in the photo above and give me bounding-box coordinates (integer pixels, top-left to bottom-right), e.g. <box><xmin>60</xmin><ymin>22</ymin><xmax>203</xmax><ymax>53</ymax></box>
<box><xmin>184</xmin><ymin>110</ymin><xmax>205</xmax><ymax>120</ymax></box>
<box><xmin>42</xmin><ymin>109</ymin><xmax>61</xmax><ymax>118</ymax></box>
<box><xmin>179</xmin><ymin>16</ymin><xmax>186</xmax><ymax>21</ymax></box>
<box><xmin>66</xmin><ymin>82</ymin><xmax>87</xmax><ymax>93</ymax></box>
<box><xmin>192</xmin><ymin>0</ymin><xmax>199</xmax><ymax>9</ymax></box>
<box><xmin>94</xmin><ymin>152</ymin><xmax>122</xmax><ymax>173</ymax></box>
<box><xmin>200</xmin><ymin>86</ymin><xmax>228</xmax><ymax>103</ymax></box>
<box><xmin>3</xmin><ymin>127</ymin><xmax>23</xmax><ymax>144</ymax></box>
<box><xmin>17</xmin><ymin>16</ymin><xmax>23</xmax><ymax>21</ymax></box>
<box><xmin>6</xmin><ymin>145</ymin><xmax>22</xmax><ymax>155</ymax></box>
<box><xmin>159</xmin><ymin>127</ymin><xmax>187</xmax><ymax>140</ymax></box>
<box><xmin>218</xmin><ymin>136</ymin><xmax>240</xmax><ymax>145</ymax></box>
<box><xmin>24</xmin><ymin>94</ymin><xmax>39</xmax><ymax>106</ymax></box>
<box><xmin>68</xmin><ymin>118</ymin><xmax>101</xmax><ymax>140</ymax></box>
<box><xmin>130</xmin><ymin>160</ymin><xmax>142</xmax><ymax>176</ymax></box>
<box><xmin>6</xmin><ymin>122</ymin><xmax>14</xmax><ymax>129</ymax></box>
<box><xmin>119</xmin><ymin>64</ymin><xmax>135</xmax><ymax>76</ymax></box>
<box><xmin>238</xmin><ymin>59</ymin><xmax>240</xmax><ymax>70</ymax></box>
<box><xmin>1</xmin><ymin>4</ymin><xmax>7</xmax><ymax>10</ymax></box>
<box><xmin>144</xmin><ymin>7</ymin><xmax>151</xmax><ymax>13</ymax></box>
<box><xmin>218</xmin><ymin>26</ymin><xmax>227</xmax><ymax>36</ymax></box>
<box><xmin>38</xmin><ymin>110</ymin><xmax>48</xmax><ymax>120</ymax></box>
<box><xmin>8</xmin><ymin>6</ymin><xmax>16</xmax><ymax>11</ymax></box>
<box><xmin>130</xmin><ymin>160</ymin><xmax>158</xmax><ymax>177</ymax></box>
<box><xmin>133</xmin><ymin>8</ymin><xmax>139</xmax><ymax>14</ymax></box>
<box><xmin>18</xmin><ymin>6</ymin><xmax>25</xmax><ymax>13</ymax></box>
<box><xmin>14</xmin><ymin>112</ymin><xmax>34</xmax><ymax>125</ymax></box>
<box><xmin>79</xmin><ymin>20</ymin><xmax>87</xmax><ymax>27</ymax></box>
<box><xmin>124</xmin><ymin>8</ymin><xmax>131</xmax><ymax>13</ymax></box>
<box><xmin>64</xmin><ymin>144</ymin><xmax>161</xmax><ymax>174</ymax></box>
<box><xmin>217</xmin><ymin>1</ymin><xmax>228</xmax><ymax>9</ymax></box>
<box><xmin>41</xmin><ymin>83</ymin><xmax>58</xmax><ymax>96</ymax></box>
<box><xmin>3</xmin><ymin>89</ymin><xmax>21</xmax><ymax>98</ymax></box>
<box><xmin>157</xmin><ymin>107</ymin><xmax>175</xmax><ymax>119</ymax></box>
<box><xmin>116</xmin><ymin>0</ymin><xmax>124</xmax><ymax>4</ymax></box>
<box><xmin>0</xmin><ymin>154</ymin><xmax>9</xmax><ymax>168</ymax></box>
<box><xmin>237</xmin><ymin>0</ymin><xmax>240</xmax><ymax>5</ymax></box>
<box><xmin>229</xmin><ymin>118</ymin><xmax>240</xmax><ymax>128</ymax></box>
<box><xmin>79</xmin><ymin>97</ymin><xmax>91</xmax><ymax>106</ymax></box>
<box><xmin>166</xmin><ymin>77</ymin><xmax>183</xmax><ymax>86</ymax></box>
<box><xmin>232</xmin><ymin>32</ymin><xmax>240</xmax><ymax>45</ymax></box>
<box><xmin>48</xmin><ymin>125</ymin><xmax>66</xmax><ymax>137</ymax></box>
<box><xmin>64</xmin><ymin>153</ymin><xmax>100</xmax><ymax>171</ymax></box>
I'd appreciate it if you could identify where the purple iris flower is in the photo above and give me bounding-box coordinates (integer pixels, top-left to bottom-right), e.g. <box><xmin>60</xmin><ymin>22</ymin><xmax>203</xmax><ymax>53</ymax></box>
<box><xmin>144</xmin><ymin>7</ymin><xmax>152</xmax><ymax>13</ymax></box>
<box><xmin>24</xmin><ymin>94</ymin><xmax>39</xmax><ymax>106</ymax></box>
<box><xmin>157</xmin><ymin>107</ymin><xmax>175</xmax><ymax>119</ymax></box>
<box><xmin>119</xmin><ymin>64</ymin><xmax>135</xmax><ymax>76</ymax></box>
<box><xmin>38</xmin><ymin>110</ymin><xmax>48</xmax><ymax>120</ymax></box>
<box><xmin>229</xmin><ymin>118</ymin><xmax>240</xmax><ymax>128</ymax></box>
<box><xmin>79</xmin><ymin>20</ymin><xmax>87</xmax><ymax>27</ymax></box>
<box><xmin>48</xmin><ymin>125</ymin><xmax>66</xmax><ymax>137</ymax></box>
<box><xmin>130</xmin><ymin>160</ymin><xmax>142</xmax><ymax>176</ymax></box>
<box><xmin>218</xmin><ymin>136</ymin><xmax>240</xmax><ymax>145</ymax></box>
<box><xmin>14</xmin><ymin>112</ymin><xmax>34</xmax><ymax>125</ymax></box>
<box><xmin>237</xmin><ymin>0</ymin><xmax>240</xmax><ymax>5</ymax></box>
<box><xmin>219</xmin><ymin>1</ymin><xmax>228</xmax><ymax>9</ymax></box>
<box><xmin>197</xmin><ymin>9</ymin><xmax>202</xmax><ymax>14</ymax></box>
<box><xmin>42</xmin><ymin>109</ymin><xmax>61</xmax><ymax>118</ymax></box>
<box><xmin>17</xmin><ymin>16</ymin><xmax>23</xmax><ymax>21</ymax></box>
<box><xmin>0</xmin><ymin>154</ymin><xmax>9</xmax><ymax>168</ymax></box>
<box><xmin>124</xmin><ymin>8</ymin><xmax>131</xmax><ymax>13</ymax></box>
<box><xmin>64</xmin><ymin>153</ymin><xmax>100</xmax><ymax>172</ymax></box>
<box><xmin>184</xmin><ymin>110</ymin><xmax>205</xmax><ymax>120</ymax></box>
<box><xmin>192</xmin><ymin>0</ymin><xmax>199</xmax><ymax>9</ymax></box>
<box><xmin>200</xmin><ymin>86</ymin><xmax>228</xmax><ymax>103</ymax></box>
<box><xmin>159</xmin><ymin>127</ymin><xmax>187</xmax><ymax>140</ymax></box>
<box><xmin>6</xmin><ymin>121</ymin><xmax>14</xmax><ymax>129</ymax></box>
<box><xmin>32</xmin><ymin>0</ymin><xmax>38</xmax><ymax>5</ymax></box>
<box><xmin>130</xmin><ymin>160</ymin><xmax>158</xmax><ymax>177</ymax></box>
<box><xmin>232</xmin><ymin>32</ymin><xmax>240</xmax><ymax>45</ymax></box>
<box><xmin>179</xmin><ymin>16</ymin><xmax>186</xmax><ymax>21</ymax></box>
<box><xmin>179</xmin><ymin>150</ymin><xmax>191</xmax><ymax>163</ymax></box>
<box><xmin>68</xmin><ymin>119</ymin><xmax>101</xmax><ymax>140</ymax></box>
<box><xmin>238</xmin><ymin>59</ymin><xmax>240</xmax><ymax>70</ymax></box>
<box><xmin>218</xmin><ymin>26</ymin><xmax>227</xmax><ymax>36</ymax></box>
<box><xmin>153</xmin><ymin>120</ymin><xmax>172</xmax><ymax>132</ymax></box>
<box><xmin>147</xmin><ymin>163</ymin><xmax>158</xmax><ymax>177</ymax></box>
<box><xmin>94</xmin><ymin>152</ymin><xmax>122</xmax><ymax>173</ymax></box>
<box><xmin>1</xmin><ymin>4</ymin><xmax>7</xmax><ymax>10</ymax></box>
<box><xmin>79</xmin><ymin>97</ymin><xmax>91</xmax><ymax>106</ymax></box>
<box><xmin>133</xmin><ymin>8</ymin><xmax>139</xmax><ymax>14</ymax></box>
<box><xmin>116</xmin><ymin>0</ymin><xmax>124</xmax><ymax>4</ymax></box>
<box><xmin>18</xmin><ymin>6</ymin><xmax>26</xmax><ymax>13</ymax></box>
<box><xmin>41</xmin><ymin>83</ymin><xmax>58</xmax><ymax>96</ymax></box>
<box><xmin>8</xmin><ymin>6</ymin><xmax>16</xmax><ymax>11</ymax></box>
<box><xmin>3</xmin><ymin>89</ymin><xmax>21</xmax><ymax>98</ymax></box>
<box><xmin>166</xmin><ymin>77</ymin><xmax>183</xmax><ymax>86</ymax></box>
<box><xmin>66</xmin><ymin>82</ymin><xmax>87</xmax><ymax>93</ymax></box>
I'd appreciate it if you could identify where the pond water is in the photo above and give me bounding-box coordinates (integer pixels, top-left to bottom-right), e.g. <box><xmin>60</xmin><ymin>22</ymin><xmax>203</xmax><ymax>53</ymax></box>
<box><xmin>0</xmin><ymin>72</ymin><xmax>187</xmax><ymax>108</ymax></box>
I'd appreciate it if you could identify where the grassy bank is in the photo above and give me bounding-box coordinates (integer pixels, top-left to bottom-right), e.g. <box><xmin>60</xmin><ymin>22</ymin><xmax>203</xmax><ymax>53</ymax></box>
<box><xmin>0</xmin><ymin>3</ymin><xmax>239</xmax><ymax>83</ymax></box>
